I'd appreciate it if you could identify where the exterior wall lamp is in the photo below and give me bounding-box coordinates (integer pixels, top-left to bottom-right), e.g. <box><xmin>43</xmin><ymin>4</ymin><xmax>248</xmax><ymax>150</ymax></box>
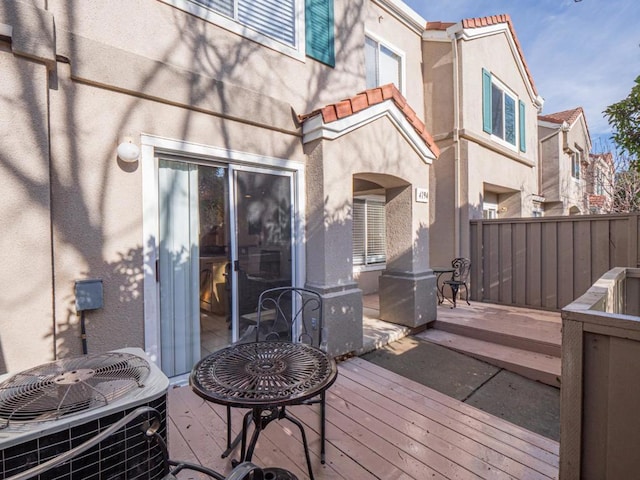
<box><xmin>117</xmin><ymin>137</ymin><xmax>140</xmax><ymax>162</ymax></box>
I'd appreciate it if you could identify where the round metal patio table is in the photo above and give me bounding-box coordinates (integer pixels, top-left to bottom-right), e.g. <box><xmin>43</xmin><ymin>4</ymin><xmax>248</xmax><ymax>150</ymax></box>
<box><xmin>190</xmin><ymin>341</ymin><xmax>337</xmax><ymax>480</ymax></box>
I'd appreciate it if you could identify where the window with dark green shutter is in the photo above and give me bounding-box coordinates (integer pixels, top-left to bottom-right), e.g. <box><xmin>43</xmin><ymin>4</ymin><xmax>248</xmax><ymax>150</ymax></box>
<box><xmin>482</xmin><ymin>68</ymin><xmax>525</xmax><ymax>150</ymax></box>
<box><xmin>305</xmin><ymin>0</ymin><xmax>335</xmax><ymax>66</ymax></box>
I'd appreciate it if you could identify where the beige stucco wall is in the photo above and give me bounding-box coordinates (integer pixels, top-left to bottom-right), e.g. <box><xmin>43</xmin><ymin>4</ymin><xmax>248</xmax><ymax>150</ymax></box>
<box><xmin>0</xmin><ymin>46</ymin><xmax>54</xmax><ymax>373</ymax></box>
<box><xmin>364</xmin><ymin>1</ymin><xmax>425</xmax><ymax>115</ymax></box>
<box><xmin>425</xmin><ymin>26</ymin><xmax>540</xmax><ymax>265</ymax></box>
<box><xmin>1</xmin><ymin>0</ymin><xmax>430</xmax><ymax>369</ymax></box>
<box><xmin>539</xmin><ymin>116</ymin><xmax>590</xmax><ymax>215</ymax></box>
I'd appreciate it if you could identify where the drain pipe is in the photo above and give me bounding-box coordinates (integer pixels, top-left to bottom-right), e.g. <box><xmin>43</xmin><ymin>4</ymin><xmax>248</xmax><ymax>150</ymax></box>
<box><xmin>451</xmin><ymin>31</ymin><xmax>462</xmax><ymax>257</ymax></box>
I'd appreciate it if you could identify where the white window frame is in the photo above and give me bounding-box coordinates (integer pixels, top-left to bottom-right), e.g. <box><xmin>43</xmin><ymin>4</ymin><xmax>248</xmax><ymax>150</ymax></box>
<box><xmin>352</xmin><ymin>195</ymin><xmax>387</xmax><ymax>268</ymax></box>
<box><xmin>489</xmin><ymin>76</ymin><xmax>519</xmax><ymax>151</ymax></box>
<box><xmin>161</xmin><ymin>0</ymin><xmax>306</xmax><ymax>61</ymax></box>
<box><xmin>571</xmin><ymin>148</ymin><xmax>582</xmax><ymax>180</ymax></box>
<box><xmin>595</xmin><ymin>168</ymin><xmax>604</xmax><ymax>195</ymax></box>
<box><xmin>364</xmin><ymin>31</ymin><xmax>406</xmax><ymax>95</ymax></box>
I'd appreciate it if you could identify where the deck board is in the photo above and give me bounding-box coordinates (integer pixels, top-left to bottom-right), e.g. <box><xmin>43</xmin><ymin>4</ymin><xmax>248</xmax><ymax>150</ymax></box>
<box><xmin>168</xmin><ymin>357</ymin><xmax>559</xmax><ymax>479</ymax></box>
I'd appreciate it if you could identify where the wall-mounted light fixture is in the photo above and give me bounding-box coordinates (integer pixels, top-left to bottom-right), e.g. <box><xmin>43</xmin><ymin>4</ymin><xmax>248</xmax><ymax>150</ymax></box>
<box><xmin>117</xmin><ymin>136</ymin><xmax>140</xmax><ymax>163</ymax></box>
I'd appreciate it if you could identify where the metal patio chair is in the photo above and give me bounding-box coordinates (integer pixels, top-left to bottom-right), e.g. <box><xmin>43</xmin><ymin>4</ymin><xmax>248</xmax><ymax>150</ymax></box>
<box><xmin>223</xmin><ymin>287</ymin><xmax>329</xmax><ymax>477</ymax></box>
<box><xmin>443</xmin><ymin>257</ymin><xmax>471</xmax><ymax>308</ymax></box>
<box><xmin>5</xmin><ymin>406</ymin><xmax>288</xmax><ymax>480</ymax></box>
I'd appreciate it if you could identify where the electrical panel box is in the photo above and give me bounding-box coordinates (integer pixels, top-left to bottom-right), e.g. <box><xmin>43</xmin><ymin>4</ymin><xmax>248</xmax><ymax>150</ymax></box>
<box><xmin>75</xmin><ymin>279</ymin><xmax>103</xmax><ymax>312</ymax></box>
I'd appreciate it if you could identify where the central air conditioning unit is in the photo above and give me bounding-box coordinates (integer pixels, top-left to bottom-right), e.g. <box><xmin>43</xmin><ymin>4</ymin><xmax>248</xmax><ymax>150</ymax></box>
<box><xmin>0</xmin><ymin>347</ymin><xmax>169</xmax><ymax>479</ymax></box>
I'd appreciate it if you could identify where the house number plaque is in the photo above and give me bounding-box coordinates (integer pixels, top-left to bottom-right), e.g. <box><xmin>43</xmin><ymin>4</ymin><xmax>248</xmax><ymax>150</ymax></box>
<box><xmin>415</xmin><ymin>187</ymin><xmax>429</xmax><ymax>203</ymax></box>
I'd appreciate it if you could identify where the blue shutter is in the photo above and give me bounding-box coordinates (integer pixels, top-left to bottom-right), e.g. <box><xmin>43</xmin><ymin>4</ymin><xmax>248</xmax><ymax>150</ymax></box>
<box><xmin>519</xmin><ymin>99</ymin><xmax>526</xmax><ymax>152</ymax></box>
<box><xmin>482</xmin><ymin>68</ymin><xmax>492</xmax><ymax>134</ymax></box>
<box><xmin>305</xmin><ymin>0</ymin><xmax>335</xmax><ymax>66</ymax></box>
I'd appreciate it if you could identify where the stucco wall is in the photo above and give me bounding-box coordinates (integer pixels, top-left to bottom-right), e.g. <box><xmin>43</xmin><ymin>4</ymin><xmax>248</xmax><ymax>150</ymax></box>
<box><xmin>1</xmin><ymin>0</ymin><xmax>432</xmax><ymax>368</ymax></box>
<box><xmin>426</xmin><ymin>26</ymin><xmax>540</xmax><ymax>264</ymax></box>
<box><xmin>48</xmin><ymin>0</ymin><xmax>372</xmax><ymax>117</ymax></box>
<box><xmin>0</xmin><ymin>47</ymin><xmax>54</xmax><ymax>373</ymax></box>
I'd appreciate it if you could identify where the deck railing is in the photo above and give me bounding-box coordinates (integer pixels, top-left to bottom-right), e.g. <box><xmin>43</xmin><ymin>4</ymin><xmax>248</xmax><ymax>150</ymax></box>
<box><xmin>560</xmin><ymin>267</ymin><xmax>640</xmax><ymax>479</ymax></box>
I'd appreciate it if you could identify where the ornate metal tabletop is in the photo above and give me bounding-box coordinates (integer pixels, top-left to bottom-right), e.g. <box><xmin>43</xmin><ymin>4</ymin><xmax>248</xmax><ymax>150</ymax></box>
<box><xmin>190</xmin><ymin>342</ymin><xmax>337</xmax><ymax>409</ymax></box>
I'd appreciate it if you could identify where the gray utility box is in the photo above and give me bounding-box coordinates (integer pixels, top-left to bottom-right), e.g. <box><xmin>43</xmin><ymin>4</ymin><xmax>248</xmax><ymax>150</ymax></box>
<box><xmin>75</xmin><ymin>279</ymin><xmax>103</xmax><ymax>312</ymax></box>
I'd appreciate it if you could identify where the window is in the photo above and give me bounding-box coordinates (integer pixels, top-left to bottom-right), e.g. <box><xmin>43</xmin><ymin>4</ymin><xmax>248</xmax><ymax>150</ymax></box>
<box><xmin>482</xmin><ymin>69</ymin><xmax>526</xmax><ymax>152</ymax></box>
<box><xmin>353</xmin><ymin>197</ymin><xmax>386</xmax><ymax>266</ymax></box>
<box><xmin>571</xmin><ymin>150</ymin><xmax>582</xmax><ymax>180</ymax></box>
<box><xmin>365</xmin><ymin>35</ymin><xmax>403</xmax><ymax>92</ymax></box>
<box><xmin>193</xmin><ymin>0</ymin><xmax>296</xmax><ymax>45</ymax></box>
<box><xmin>595</xmin><ymin>169</ymin><xmax>604</xmax><ymax>195</ymax></box>
<box><xmin>168</xmin><ymin>0</ymin><xmax>334</xmax><ymax>63</ymax></box>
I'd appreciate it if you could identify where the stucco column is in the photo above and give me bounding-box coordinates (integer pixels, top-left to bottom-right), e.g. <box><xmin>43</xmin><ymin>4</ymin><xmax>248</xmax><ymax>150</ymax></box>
<box><xmin>379</xmin><ymin>186</ymin><xmax>436</xmax><ymax>327</ymax></box>
<box><xmin>303</xmin><ymin>140</ymin><xmax>363</xmax><ymax>357</ymax></box>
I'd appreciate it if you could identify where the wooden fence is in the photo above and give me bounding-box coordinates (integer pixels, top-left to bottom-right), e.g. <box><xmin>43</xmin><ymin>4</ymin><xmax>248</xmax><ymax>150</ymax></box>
<box><xmin>469</xmin><ymin>213</ymin><xmax>640</xmax><ymax>311</ymax></box>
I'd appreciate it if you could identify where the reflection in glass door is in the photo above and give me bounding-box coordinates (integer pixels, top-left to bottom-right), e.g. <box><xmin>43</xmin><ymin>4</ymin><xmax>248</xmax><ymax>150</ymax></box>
<box><xmin>156</xmin><ymin>160</ymin><xmax>295</xmax><ymax>377</ymax></box>
<box><xmin>232</xmin><ymin>169</ymin><xmax>293</xmax><ymax>342</ymax></box>
<box><xmin>197</xmin><ymin>165</ymin><xmax>232</xmax><ymax>358</ymax></box>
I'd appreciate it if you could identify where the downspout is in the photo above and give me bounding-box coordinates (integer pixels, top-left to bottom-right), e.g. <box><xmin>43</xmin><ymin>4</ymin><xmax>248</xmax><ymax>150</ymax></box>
<box><xmin>451</xmin><ymin>32</ymin><xmax>461</xmax><ymax>257</ymax></box>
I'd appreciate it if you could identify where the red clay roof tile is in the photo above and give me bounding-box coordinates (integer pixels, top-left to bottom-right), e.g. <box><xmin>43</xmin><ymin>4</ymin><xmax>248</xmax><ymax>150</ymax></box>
<box><xmin>538</xmin><ymin>107</ymin><xmax>584</xmax><ymax>125</ymax></box>
<box><xmin>538</xmin><ymin>106</ymin><xmax>591</xmax><ymax>142</ymax></box>
<box><xmin>299</xmin><ymin>84</ymin><xmax>440</xmax><ymax>158</ymax></box>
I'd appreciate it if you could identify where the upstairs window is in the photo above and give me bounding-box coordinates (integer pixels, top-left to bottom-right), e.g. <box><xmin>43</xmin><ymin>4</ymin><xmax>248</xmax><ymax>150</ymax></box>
<box><xmin>595</xmin><ymin>169</ymin><xmax>604</xmax><ymax>195</ymax></box>
<box><xmin>571</xmin><ymin>150</ymin><xmax>582</xmax><ymax>180</ymax></box>
<box><xmin>353</xmin><ymin>197</ymin><xmax>386</xmax><ymax>266</ymax></box>
<box><xmin>193</xmin><ymin>0</ymin><xmax>296</xmax><ymax>45</ymax></box>
<box><xmin>168</xmin><ymin>0</ymin><xmax>334</xmax><ymax>62</ymax></box>
<box><xmin>365</xmin><ymin>35</ymin><xmax>403</xmax><ymax>93</ymax></box>
<box><xmin>482</xmin><ymin>69</ymin><xmax>526</xmax><ymax>152</ymax></box>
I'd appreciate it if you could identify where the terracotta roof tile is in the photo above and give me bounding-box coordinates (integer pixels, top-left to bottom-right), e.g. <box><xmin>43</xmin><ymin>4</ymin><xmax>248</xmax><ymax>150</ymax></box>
<box><xmin>428</xmin><ymin>14</ymin><xmax>538</xmax><ymax>97</ymax></box>
<box><xmin>538</xmin><ymin>107</ymin><xmax>585</xmax><ymax>125</ymax></box>
<box><xmin>425</xmin><ymin>21</ymin><xmax>456</xmax><ymax>31</ymax></box>
<box><xmin>299</xmin><ymin>84</ymin><xmax>440</xmax><ymax>158</ymax></box>
<box><xmin>538</xmin><ymin>106</ymin><xmax>591</xmax><ymax>142</ymax></box>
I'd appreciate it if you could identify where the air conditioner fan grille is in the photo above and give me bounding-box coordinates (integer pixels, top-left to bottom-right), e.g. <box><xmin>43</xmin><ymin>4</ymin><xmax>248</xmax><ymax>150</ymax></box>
<box><xmin>0</xmin><ymin>352</ymin><xmax>150</xmax><ymax>425</ymax></box>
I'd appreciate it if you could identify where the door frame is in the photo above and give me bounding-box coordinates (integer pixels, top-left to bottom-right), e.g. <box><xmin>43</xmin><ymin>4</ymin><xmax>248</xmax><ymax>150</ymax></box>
<box><xmin>140</xmin><ymin>134</ymin><xmax>306</xmax><ymax>378</ymax></box>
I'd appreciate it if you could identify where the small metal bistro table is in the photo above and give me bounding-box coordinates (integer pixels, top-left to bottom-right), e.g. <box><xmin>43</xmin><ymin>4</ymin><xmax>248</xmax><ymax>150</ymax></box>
<box><xmin>433</xmin><ymin>266</ymin><xmax>456</xmax><ymax>305</ymax></box>
<box><xmin>190</xmin><ymin>341</ymin><xmax>338</xmax><ymax>480</ymax></box>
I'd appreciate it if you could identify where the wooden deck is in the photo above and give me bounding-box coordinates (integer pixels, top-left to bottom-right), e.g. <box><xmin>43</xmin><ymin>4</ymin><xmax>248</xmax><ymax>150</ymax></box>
<box><xmin>168</xmin><ymin>357</ymin><xmax>559</xmax><ymax>479</ymax></box>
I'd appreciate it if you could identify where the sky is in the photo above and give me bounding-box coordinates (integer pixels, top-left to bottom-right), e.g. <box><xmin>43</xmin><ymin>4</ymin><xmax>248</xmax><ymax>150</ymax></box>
<box><xmin>402</xmin><ymin>0</ymin><xmax>640</xmax><ymax>151</ymax></box>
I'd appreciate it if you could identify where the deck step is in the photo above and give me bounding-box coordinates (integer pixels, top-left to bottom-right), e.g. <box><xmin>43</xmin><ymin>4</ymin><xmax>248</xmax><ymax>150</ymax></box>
<box><xmin>433</xmin><ymin>313</ymin><xmax>561</xmax><ymax>357</ymax></box>
<box><xmin>417</xmin><ymin>329</ymin><xmax>561</xmax><ymax>388</ymax></box>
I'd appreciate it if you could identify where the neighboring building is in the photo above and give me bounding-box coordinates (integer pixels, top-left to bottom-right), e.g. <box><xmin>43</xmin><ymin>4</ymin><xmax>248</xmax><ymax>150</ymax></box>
<box><xmin>422</xmin><ymin>15</ymin><xmax>544</xmax><ymax>266</ymax></box>
<box><xmin>586</xmin><ymin>152</ymin><xmax>615</xmax><ymax>213</ymax></box>
<box><xmin>538</xmin><ymin>107</ymin><xmax>592</xmax><ymax>215</ymax></box>
<box><xmin>0</xmin><ymin>0</ymin><xmax>439</xmax><ymax>375</ymax></box>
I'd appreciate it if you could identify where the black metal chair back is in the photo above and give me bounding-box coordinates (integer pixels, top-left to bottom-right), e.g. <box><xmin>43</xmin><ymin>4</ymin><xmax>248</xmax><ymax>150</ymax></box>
<box><xmin>451</xmin><ymin>257</ymin><xmax>471</xmax><ymax>283</ymax></box>
<box><xmin>444</xmin><ymin>257</ymin><xmax>471</xmax><ymax>308</ymax></box>
<box><xmin>223</xmin><ymin>286</ymin><xmax>328</xmax><ymax>480</ymax></box>
<box><xmin>254</xmin><ymin>287</ymin><xmax>324</xmax><ymax>348</ymax></box>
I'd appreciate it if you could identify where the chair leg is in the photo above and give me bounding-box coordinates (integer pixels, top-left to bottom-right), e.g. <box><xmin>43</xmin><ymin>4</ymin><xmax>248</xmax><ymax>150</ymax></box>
<box><xmin>223</xmin><ymin>410</ymin><xmax>251</xmax><ymax>459</ymax></box>
<box><xmin>464</xmin><ymin>284</ymin><xmax>470</xmax><ymax>305</ymax></box>
<box><xmin>320</xmin><ymin>392</ymin><xmax>327</xmax><ymax>464</ymax></box>
<box><xmin>450</xmin><ymin>284</ymin><xmax>459</xmax><ymax>308</ymax></box>
<box><xmin>281</xmin><ymin>410</ymin><xmax>315</xmax><ymax>480</ymax></box>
